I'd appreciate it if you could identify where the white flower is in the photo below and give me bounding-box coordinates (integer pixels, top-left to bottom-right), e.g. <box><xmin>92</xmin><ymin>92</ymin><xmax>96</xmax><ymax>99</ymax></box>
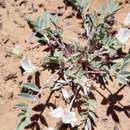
<box><xmin>48</xmin><ymin>127</ymin><xmax>55</xmax><ymax>130</ymax></box>
<box><xmin>62</xmin><ymin>111</ymin><xmax>77</xmax><ymax>127</ymax></box>
<box><xmin>116</xmin><ymin>28</ymin><xmax>130</xmax><ymax>44</ymax></box>
<box><xmin>50</xmin><ymin>107</ymin><xmax>64</xmax><ymax>119</ymax></box>
<box><xmin>20</xmin><ymin>57</ymin><xmax>37</xmax><ymax>74</ymax></box>
<box><xmin>62</xmin><ymin>88</ymin><xmax>70</xmax><ymax>101</ymax></box>
<box><xmin>50</xmin><ymin>107</ymin><xmax>77</xmax><ymax>127</ymax></box>
<box><xmin>123</xmin><ymin>13</ymin><xmax>130</xmax><ymax>27</ymax></box>
<box><xmin>11</xmin><ymin>44</ymin><xmax>23</xmax><ymax>58</ymax></box>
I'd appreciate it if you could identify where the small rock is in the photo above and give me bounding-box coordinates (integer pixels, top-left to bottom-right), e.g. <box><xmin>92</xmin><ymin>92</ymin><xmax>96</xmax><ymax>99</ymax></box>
<box><xmin>123</xmin><ymin>13</ymin><xmax>130</xmax><ymax>28</ymax></box>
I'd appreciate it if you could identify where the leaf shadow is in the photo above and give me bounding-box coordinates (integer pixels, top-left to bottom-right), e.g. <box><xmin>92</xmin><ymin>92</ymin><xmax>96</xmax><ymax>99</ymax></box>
<box><xmin>95</xmin><ymin>85</ymin><xmax>130</xmax><ymax>123</ymax></box>
<box><xmin>31</xmin><ymin>114</ymin><xmax>48</xmax><ymax>127</ymax></box>
<box><xmin>19</xmin><ymin>66</ymin><xmax>25</xmax><ymax>76</ymax></box>
<box><xmin>35</xmin><ymin>71</ymin><xmax>41</xmax><ymax>87</ymax></box>
<box><xmin>25</xmin><ymin>122</ymin><xmax>40</xmax><ymax>130</ymax></box>
<box><xmin>25</xmin><ymin>92</ymin><xmax>54</xmax><ymax>130</ymax></box>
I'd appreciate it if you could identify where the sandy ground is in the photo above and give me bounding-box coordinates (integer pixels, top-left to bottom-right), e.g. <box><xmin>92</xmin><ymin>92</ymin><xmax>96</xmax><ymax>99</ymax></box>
<box><xmin>0</xmin><ymin>0</ymin><xmax>130</xmax><ymax>130</ymax></box>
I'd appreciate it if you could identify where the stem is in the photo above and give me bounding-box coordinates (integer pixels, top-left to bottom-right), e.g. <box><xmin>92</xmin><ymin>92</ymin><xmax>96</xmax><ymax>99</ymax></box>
<box><xmin>49</xmin><ymin>33</ymin><xmax>69</xmax><ymax>57</ymax></box>
<box><xmin>69</xmin><ymin>85</ymin><xmax>80</xmax><ymax>110</ymax></box>
<box><xmin>87</xmin><ymin>70</ymin><xmax>106</xmax><ymax>74</ymax></box>
<box><xmin>35</xmin><ymin>69</ymin><xmax>60</xmax><ymax>98</ymax></box>
<box><xmin>60</xmin><ymin>38</ymin><xmax>70</xmax><ymax>56</ymax></box>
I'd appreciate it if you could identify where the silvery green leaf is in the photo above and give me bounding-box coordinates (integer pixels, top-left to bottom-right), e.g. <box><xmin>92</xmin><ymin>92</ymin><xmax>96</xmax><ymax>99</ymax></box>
<box><xmin>18</xmin><ymin>93</ymin><xmax>36</xmax><ymax>101</ymax></box>
<box><xmin>54</xmin><ymin>50</ymin><xmax>63</xmax><ymax>60</ymax></box>
<box><xmin>17</xmin><ymin>113</ymin><xmax>26</xmax><ymax>120</ymax></box>
<box><xmin>121</xmin><ymin>61</ymin><xmax>129</xmax><ymax>71</ymax></box>
<box><xmin>67</xmin><ymin>0</ymin><xmax>90</xmax><ymax>14</ymax></box>
<box><xmin>116</xmin><ymin>28</ymin><xmax>130</xmax><ymax>44</ymax></box>
<box><xmin>73</xmin><ymin>40</ymin><xmax>81</xmax><ymax>52</ymax></box>
<box><xmin>89</xmin><ymin>111</ymin><xmax>96</xmax><ymax>121</ymax></box>
<box><xmin>118</xmin><ymin>71</ymin><xmax>130</xmax><ymax>77</ymax></box>
<box><xmin>117</xmin><ymin>76</ymin><xmax>128</xmax><ymax>84</ymax></box>
<box><xmin>43</xmin><ymin>50</ymin><xmax>63</xmax><ymax>65</ymax></box>
<box><xmin>38</xmin><ymin>36</ymin><xmax>49</xmax><ymax>43</ymax></box>
<box><xmin>16</xmin><ymin>117</ymin><xmax>26</xmax><ymax>130</ymax></box>
<box><xmin>99</xmin><ymin>4</ymin><xmax>107</xmax><ymax>19</ymax></box>
<box><xmin>34</xmin><ymin>12</ymin><xmax>51</xmax><ymax>30</ymax></box>
<box><xmin>15</xmin><ymin>103</ymin><xmax>29</xmax><ymax>111</ymax></box>
<box><xmin>50</xmin><ymin>107</ymin><xmax>64</xmax><ymax>119</ymax></box>
<box><xmin>124</xmin><ymin>54</ymin><xmax>130</xmax><ymax>63</ymax></box>
<box><xmin>67</xmin><ymin>53</ymin><xmax>81</xmax><ymax>62</ymax></box>
<box><xmin>23</xmin><ymin>82</ymin><xmax>40</xmax><ymax>92</ymax></box>
<box><xmin>82</xmin><ymin>86</ymin><xmax>90</xmax><ymax>96</ymax></box>
<box><xmin>17</xmin><ymin>112</ymin><xmax>26</xmax><ymax>117</ymax></box>
<box><xmin>90</xmin><ymin>12</ymin><xmax>98</xmax><ymax>27</ymax></box>
<box><xmin>101</xmin><ymin>36</ymin><xmax>120</xmax><ymax>52</ymax></box>
<box><xmin>16</xmin><ymin>117</ymin><xmax>31</xmax><ymax>130</ymax></box>
<box><xmin>55</xmin><ymin>28</ymin><xmax>64</xmax><ymax>37</ymax></box>
<box><xmin>88</xmin><ymin>99</ymin><xmax>97</xmax><ymax>107</ymax></box>
<box><xmin>111</xmin><ymin>62</ymin><xmax>120</xmax><ymax>70</ymax></box>
<box><xmin>107</xmin><ymin>0</ymin><xmax>119</xmax><ymax>15</ymax></box>
<box><xmin>85</xmin><ymin>123</ymin><xmax>89</xmax><ymax>130</ymax></box>
<box><xmin>34</xmin><ymin>16</ymin><xmax>43</xmax><ymax>30</ymax></box>
<box><xmin>123</xmin><ymin>13</ymin><xmax>130</xmax><ymax>27</ymax></box>
<box><xmin>57</xmin><ymin>80</ymin><xmax>66</xmax><ymax>84</ymax></box>
<box><xmin>86</xmin><ymin>118</ymin><xmax>91</xmax><ymax>130</ymax></box>
<box><xmin>65</xmin><ymin>65</ymin><xmax>84</xmax><ymax>79</ymax></box>
<box><xmin>76</xmin><ymin>0</ymin><xmax>90</xmax><ymax>14</ymax></box>
<box><xmin>51</xmin><ymin>83</ymin><xmax>63</xmax><ymax>90</ymax></box>
<box><xmin>26</xmin><ymin>16</ymin><xmax>33</xmax><ymax>25</ymax></box>
<box><xmin>50</xmin><ymin>15</ymin><xmax>59</xmax><ymax>25</ymax></box>
<box><xmin>42</xmin><ymin>11</ymin><xmax>51</xmax><ymax>29</ymax></box>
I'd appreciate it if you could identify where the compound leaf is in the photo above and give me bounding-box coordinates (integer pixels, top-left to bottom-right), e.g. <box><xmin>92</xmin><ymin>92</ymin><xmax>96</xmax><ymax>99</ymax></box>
<box><xmin>23</xmin><ymin>82</ymin><xmax>40</xmax><ymax>92</ymax></box>
<box><xmin>18</xmin><ymin>93</ymin><xmax>36</xmax><ymax>101</ymax></box>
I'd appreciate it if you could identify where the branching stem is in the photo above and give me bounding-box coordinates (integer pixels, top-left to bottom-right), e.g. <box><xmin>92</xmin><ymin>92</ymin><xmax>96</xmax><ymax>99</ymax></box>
<box><xmin>69</xmin><ymin>85</ymin><xmax>80</xmax><ymax>110</ymax></box>
<box><xmin>49</xmin><ymin>32</ymin><xmax>70</xmax><ymax>57</ymax></box>
<box><xmin>35</xmin><ymin>69</ymin><xmax>60</xmax><ymax>98</ymax></box>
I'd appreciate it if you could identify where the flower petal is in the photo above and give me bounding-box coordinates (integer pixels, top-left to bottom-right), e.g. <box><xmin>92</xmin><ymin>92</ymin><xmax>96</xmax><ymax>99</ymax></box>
<box><xmin>50</xmin><ymin>107</ymin><xmax>64</xmax><ymax>119</ymax></box>
<box><xmin>116</xmin><ymin>28</ymin><xmax>130</xmax><ymax>44</ymax></box>
<box><xmin>62</xmin><ymin>111</ymin><xmax>77</xmax><ymax>126</ymax></box>
<box><xmin>123</xmin><ymin>13</ymin><xmax>130</xmax><ymax>27</ymax></box>
<box><xmin>48</xmin><ymin>127</ymin><xmax>55</xmax><ymax>130</ymax></box>
<box><xmin>20</xmin><ymin>57</ymin><xmax>37</xmax><ymax>74</ymax></box>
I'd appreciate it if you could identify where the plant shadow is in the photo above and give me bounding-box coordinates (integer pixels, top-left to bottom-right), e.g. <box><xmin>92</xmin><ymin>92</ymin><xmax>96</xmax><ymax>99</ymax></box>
<box><xmin>25</xmin><ymin>92</ymin><xmax>54</xmax><ymax>130</ymax></box>
<box><xmin>95</xmin><ymin>85</ymin><xmax>130</xmax><ymax>123</ymax></box>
